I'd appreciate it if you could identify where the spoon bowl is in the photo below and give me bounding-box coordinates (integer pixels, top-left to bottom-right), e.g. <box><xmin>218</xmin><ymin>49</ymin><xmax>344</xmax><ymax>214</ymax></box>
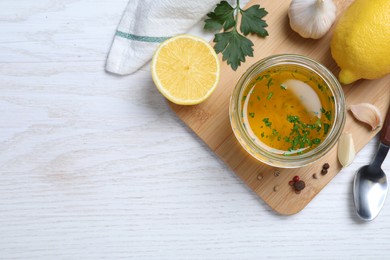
<box><xmin>353</xmin><ymin>104</ymin><xmax>390</xmax><ymax>221</ymax></box>
<box><xmin>354</xmin><ymin>155</ymin><xmax>388</xmax><ymax>221</ymax></box>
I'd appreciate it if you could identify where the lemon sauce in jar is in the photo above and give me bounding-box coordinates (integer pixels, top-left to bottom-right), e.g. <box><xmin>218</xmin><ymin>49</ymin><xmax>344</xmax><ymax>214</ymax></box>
<box><xmin>241</xmin><ymin>65</ymin><xmax>334</xmax><ymax>156</ymax></box>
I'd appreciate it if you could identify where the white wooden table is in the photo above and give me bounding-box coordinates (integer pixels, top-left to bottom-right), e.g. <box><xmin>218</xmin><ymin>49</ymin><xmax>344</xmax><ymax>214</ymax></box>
<box><xmin>1</xmin><ymin>1</ymin><xmax>389</xmax><ymax>259</ymax></box>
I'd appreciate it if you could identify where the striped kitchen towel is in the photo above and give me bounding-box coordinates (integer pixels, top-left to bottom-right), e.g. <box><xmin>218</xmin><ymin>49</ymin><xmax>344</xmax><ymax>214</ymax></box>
<box><xmin>106</xmin><ymin>0</ymin><xmax>243</xmax><ymax>75</ymax></box>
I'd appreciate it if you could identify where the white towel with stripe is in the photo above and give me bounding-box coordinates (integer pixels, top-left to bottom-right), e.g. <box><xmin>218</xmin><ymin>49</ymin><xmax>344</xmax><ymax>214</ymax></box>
<box><xmin>106</xmin><ymin>0</ymin><xmax>246</xmax><ymax>75</ymax></box>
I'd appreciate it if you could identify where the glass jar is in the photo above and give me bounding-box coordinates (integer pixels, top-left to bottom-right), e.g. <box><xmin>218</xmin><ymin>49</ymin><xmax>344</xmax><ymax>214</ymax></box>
<box><xmin>229</xmin><ymin>54</ymin><xmax>346</xmax><ymax>168</ymax></box>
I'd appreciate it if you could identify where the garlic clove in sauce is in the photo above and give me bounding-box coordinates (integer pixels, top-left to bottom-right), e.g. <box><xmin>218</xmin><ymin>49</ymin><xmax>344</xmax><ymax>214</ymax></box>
<box><xmin>349</xmin><ymin>103</ymin><xmax>383</xmax><ymax>131</ymax></box>
<box><xmin>288</xmin><ymin>0</ymin><xmax>337</xmax><ymax>39</ymax></box>
<box><xmin>283</xmin><ymin>79</ymin><xmax>322</xmax><ymax>118</ymax></box>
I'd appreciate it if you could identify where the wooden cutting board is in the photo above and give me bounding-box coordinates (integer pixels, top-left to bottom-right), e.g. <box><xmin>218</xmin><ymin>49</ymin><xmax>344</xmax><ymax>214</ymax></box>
<box><xmin>169</xmin><ymin>0</ymin><xmax>390</xmax><ymax>215</ymax></box>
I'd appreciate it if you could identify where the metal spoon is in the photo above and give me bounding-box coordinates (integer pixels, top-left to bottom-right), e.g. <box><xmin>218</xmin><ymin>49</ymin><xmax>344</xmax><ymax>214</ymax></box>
<box><xmin>353</xmin><ymin>103</ymin><xmax>390</xmax><ymax>221</ymax></box>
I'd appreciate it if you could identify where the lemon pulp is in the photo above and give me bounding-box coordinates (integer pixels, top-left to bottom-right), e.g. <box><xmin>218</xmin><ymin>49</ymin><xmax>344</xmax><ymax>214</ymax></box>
<box><xmin>151</xmin><ymin>35</ymin><xmax>220</xmax><ymax>105</ymax></box>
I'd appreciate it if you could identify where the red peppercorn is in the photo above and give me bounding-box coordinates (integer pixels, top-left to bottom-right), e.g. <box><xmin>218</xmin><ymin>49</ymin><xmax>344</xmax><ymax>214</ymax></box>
<box><xmin>288</xmin><ymin>180</ymin><xmax>294</xmax><ymax>186</ymax></box>
<box><xmin>293</xmin><ymin>176</ymin><xmax>300</xmax><ymax>182</ymax></box>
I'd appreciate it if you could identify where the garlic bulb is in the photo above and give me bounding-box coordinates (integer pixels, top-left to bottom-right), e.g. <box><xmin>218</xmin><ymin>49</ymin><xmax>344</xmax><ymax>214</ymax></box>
<box><xmin>338</xmin><ymin>133</ymin><xmax>355</xmax><ymax>167</ymax></box>
<box><xmin>349</xmin><ymin>103</ymin><xmax>383</xmax><ymax>130</ymax></box>
<box><xmin>288</xmin><ymin>0</ymin><xmax>336</xmax><ymax>39</ymax></box>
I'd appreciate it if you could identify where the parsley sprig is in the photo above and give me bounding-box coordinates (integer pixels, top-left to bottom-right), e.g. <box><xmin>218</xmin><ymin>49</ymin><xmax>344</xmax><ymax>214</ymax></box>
<box><xmin>204</xmin><ymin>0</ymin><xmax>268</xmax><ymax>70</ymax></box>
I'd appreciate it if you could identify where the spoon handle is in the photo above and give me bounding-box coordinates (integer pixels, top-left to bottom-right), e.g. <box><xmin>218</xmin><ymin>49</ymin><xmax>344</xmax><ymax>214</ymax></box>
<box><xmin>380</xmin><ymin>103</ymin><xmax>390</xmax><ymax>146</ymax></box>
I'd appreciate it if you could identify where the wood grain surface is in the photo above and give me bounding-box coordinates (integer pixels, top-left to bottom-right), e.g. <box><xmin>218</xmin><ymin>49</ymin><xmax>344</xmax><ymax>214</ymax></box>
<box><xmin>1</xmin><ymin>0</ymin><xmax>390</xmax><ymax>259</ymax></box>
<box><xmin>169</xmin><ymin>0</ymin><xmax>390</xmax><ymax>215</ymax></box>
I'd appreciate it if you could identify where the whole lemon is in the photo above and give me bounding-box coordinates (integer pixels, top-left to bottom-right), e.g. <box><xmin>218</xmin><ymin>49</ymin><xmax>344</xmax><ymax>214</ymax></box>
<box><xmin>330</xmin><ymin>0</ymin><xmax>390</xmax><ymax>84</ymax></box>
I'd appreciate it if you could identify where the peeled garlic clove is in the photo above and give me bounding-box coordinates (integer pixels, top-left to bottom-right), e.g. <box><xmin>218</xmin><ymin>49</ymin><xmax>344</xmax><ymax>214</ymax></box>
<box><xmin>349</xmin><ymin>103</ymin><xmax>383</xmax><ymax>130</ymax></box>
<box><xmin>288</xmin><ymin>0</ymin><xmax>336</xmax><ymax>39</ymax></box>
<box><xmin>338</xmin><ymin>133</ymin><xmax>355</xmax><ymax>167</ymax></box>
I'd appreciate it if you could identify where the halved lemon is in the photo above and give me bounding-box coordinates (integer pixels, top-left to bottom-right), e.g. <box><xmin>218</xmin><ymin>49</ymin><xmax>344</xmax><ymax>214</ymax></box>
<box><xmin>151</xmin><ymin>34</ymin><xmax>220</xmax><ymax>105</ymax></box>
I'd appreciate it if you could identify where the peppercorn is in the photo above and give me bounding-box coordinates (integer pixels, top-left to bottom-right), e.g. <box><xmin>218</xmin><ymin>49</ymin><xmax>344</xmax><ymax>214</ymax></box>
<box><xmin>293</xmin><ymin>180</ymin><xmax>305</xmax><ymax>191</ymax></box>
<box><xmin>323</xmin><ymin>163</ymin><xmax>330</xmax><ymax>169</ymax></box>
<box><xmin>321</xmin><ymin>169</ymin><xmax>328</xmax><ymax>175</ymax></box>
<box><xmin>292</xmin><ymin>176</ymin><xmax>300</xmax><ymax>182</ymax></box>
<box><xmin>312</xmin><ymin>173</ymin><xmax>318</xmax><ymax>179</ymax></box>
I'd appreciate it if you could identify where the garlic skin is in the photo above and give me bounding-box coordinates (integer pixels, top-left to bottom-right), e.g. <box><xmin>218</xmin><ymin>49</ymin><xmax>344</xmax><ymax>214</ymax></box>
<box><xmin>338</xmin><ymin>133</ymin><xmax>355</xmax><ymax>167</ymax></box>
<box><xmin>288</xmin><ymin>0</ymin><xmax>336</xmax><ymax>39</ymax></box>
<box><xmin>349</xmin><ymin>103</ymin><xmax>383</xmax><ymax>131</ymax></box>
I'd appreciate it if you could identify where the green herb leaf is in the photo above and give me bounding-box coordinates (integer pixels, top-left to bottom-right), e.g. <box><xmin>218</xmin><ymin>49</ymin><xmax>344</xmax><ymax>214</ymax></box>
<box><xmin>287</xmin><ymin>115</ymin><xmax>299</xmax><ymax>123</ymax></box>
<box><xmin>325</xmin><ymin>111</ymin><xmax>332</xmax><ymax>121</ymax></box>
<box><xmin>204</xmin><ymin>17</ymin><xmax>225</xmax><ymax>31</ymax></box>
<box><xmin>204</xmin><ymin>1</ymin><xmax>235</xmax><ymax>31</ymax></box>
<box><xmin>214</xmin><ymin>29</ymin><xmax>254</xmax><ymax>71</ymax></box>
<box><xmin>239</xmin><ymin>5</ymin><xmax>268</xmax><ymax>37</ymax></box>
<box><xmin>256</xmin><ymin>75</ymin><xmax>264</xmax><ymax>81</ymax></box>
<box><xmin>267</xmin><ymin>92</ymin><xmax>273</xmax><ymax>100</ymax></box>
<box><xmin>205</xmin><ymin>1</ymin><xmax>268</xmax><ymax>70</ymax></box>
<box><xmin>324</xmin><ymin>123</ymin><xmax>330</xmax><ymax>135</ymax></box>
<box><xmin>267</xmin><ymin>78</ymin><xmax>273</xmax><ymax>89</ymax></box>
<box><xmin>285</xmin><ymin>115</ymin><xmax>326</xmax><ymax>151</ymax></box>
<box><xmin>292</xmin><ymin>136</ymin><xmax>299</xmax><ymax>150</ymax></box>
<box><xmin>262</xmin><ymin>118</ymin><xmax>272</xmax><ymax>127</ymax></box>
<box><xmin>249</xmin><ymin>112</ymin><xmax>255</xmax><ymax>118</ymax></box>
<box><xmin>312</xmin><ymin>138</ymin><xmax>321</xmax><ymax>144</ymax></box>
